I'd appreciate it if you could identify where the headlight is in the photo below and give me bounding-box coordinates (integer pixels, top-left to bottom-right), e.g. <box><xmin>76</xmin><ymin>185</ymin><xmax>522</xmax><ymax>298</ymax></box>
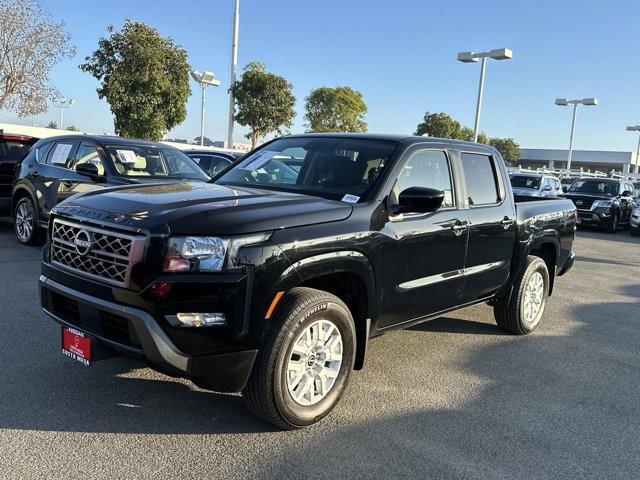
<box><xmin>594</xmin><ymin>199</ymin><xmax>613</xmax><ymax>208</ymax></box>
<box><xmin>164</xmin><ymin>233</ymin><xmax>271</xmax><ymax>272</ymax></box>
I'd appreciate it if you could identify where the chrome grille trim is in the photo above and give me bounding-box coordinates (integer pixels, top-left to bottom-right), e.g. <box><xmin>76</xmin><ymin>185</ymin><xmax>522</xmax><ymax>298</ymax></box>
<box><xmin>50</xmin><ymin>218</ymin><xmax>146</xmax><ymax>287</ymax></box>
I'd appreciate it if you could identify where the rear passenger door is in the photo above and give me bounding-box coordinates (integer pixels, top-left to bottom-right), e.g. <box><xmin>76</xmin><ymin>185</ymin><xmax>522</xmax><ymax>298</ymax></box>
<box><xmin>31</xmin><ymin>140</ymin><xmax>79</xmax><ymax>218</ymax></box>
<box><xmin>459</xmin><ymin>152</ymin><xmax>516</xmax><ymax>303</ymax></box>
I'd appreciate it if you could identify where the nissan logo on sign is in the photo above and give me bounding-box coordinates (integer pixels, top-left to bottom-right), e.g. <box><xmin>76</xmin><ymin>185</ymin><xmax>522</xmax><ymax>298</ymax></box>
<box><xmin>73</xmin><ymin>230</ymin><xmax>94</xmax><ymax>255</ymax></box>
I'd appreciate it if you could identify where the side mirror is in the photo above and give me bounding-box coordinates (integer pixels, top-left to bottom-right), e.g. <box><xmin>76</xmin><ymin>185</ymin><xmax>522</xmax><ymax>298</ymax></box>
<box><xmin>621</xmin><ymin>190</ymin><xmax>632</xmax><ymax>197</ymax></box>
<box><xmin>75</xmin><ymin>163</ymin><xmax>102</xmax><ymax>181</ymax></box>
<box><xmin>394</xmin><ymin>187</ymin><xmax>445</xmax><ymax>214</ymax></box>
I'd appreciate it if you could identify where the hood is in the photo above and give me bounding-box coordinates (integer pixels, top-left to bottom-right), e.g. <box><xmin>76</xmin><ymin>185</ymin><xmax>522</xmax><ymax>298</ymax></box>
<box><xmin>53</xmin><ymin>182</ymin><xmax>354</xmax><ymax>235</ymax></box>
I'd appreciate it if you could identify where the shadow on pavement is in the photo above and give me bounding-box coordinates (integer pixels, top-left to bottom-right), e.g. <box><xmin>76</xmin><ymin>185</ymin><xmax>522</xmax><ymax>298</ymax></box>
<box><xmin>408</xmin><ymin>315</ymin><xmax>506</xmax><ymax>336</ymax></box>
<box><xmin>253</xmin><ymin>299</ymin><xmax>640</xmax><ymax>479</ymax></box>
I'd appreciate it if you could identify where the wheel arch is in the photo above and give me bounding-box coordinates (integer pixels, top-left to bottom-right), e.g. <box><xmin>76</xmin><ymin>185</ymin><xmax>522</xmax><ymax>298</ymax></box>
<box><xmin>273</xmin><ymin>251</ymin><xmax>376</xmax><ymax>370</ymax></box>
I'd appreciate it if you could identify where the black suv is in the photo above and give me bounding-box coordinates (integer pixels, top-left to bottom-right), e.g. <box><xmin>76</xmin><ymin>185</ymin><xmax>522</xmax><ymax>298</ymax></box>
<box><xmin>39</xmin><ymin>134</ymin><xmax>576</xmax><ymax>429</ymax></box>
<box><xmin>563</xmin><ymin>178</ymin><xmax>636</xmax><ymax>232</ymax></box>
<box><xmin>12</xmin><ymin>135</ymin><xmax>208</xmax><ymax>244</ymax></box>
<box><xmin>0</xmin><ymin>132</ymin><xmax>38</xmax><ymax>213</ymax></box>
<box><xmin>184</xmin><ymin>149</ymin><xmax>244</xmax><ymax>177</ymax></box>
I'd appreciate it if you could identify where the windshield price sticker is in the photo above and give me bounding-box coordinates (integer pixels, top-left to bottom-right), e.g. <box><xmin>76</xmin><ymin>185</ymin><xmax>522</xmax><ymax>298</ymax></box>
<box><xmin>239</xmin><ymin>151</ymin><xmax>276</xmax><ymax>171</ymax></box>
<box><xmin>116</xmin><ymin>149</ymin><xmax>138</xmax><ymax>164</ymax></box>
<box><xmin>50</xmin><ymin>143</ymin><xmax>73</xmax><ymax>165</ymax></box>
<box><xmin>341</xmin><ymin>194</ymin><xmax>360</xmax><ymax>204</ymax></box>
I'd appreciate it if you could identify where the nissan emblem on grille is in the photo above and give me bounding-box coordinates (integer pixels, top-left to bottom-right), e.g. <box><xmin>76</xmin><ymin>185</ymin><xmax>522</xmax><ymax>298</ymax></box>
<box><xmin>73</xmin><ymin>230</ymin><xmax>94</xmax><ymax>255</ymax></box>
<box><xmin>50</xmin><ymin>219</ymin><xmax>144</xmax><ymax>287</ymax></box>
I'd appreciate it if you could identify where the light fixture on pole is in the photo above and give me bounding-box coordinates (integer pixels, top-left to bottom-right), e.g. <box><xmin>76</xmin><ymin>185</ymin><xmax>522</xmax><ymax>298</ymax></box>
<box><xmin>626</xmin><ymin>125</ymin><xmax>640</xmax><ymax>173</ymax></box>
<box><xmin>457</xmin><ymin>48</ymin><xmax>512</xmax><ymax>142</ymax></box>
<box><xmin>191</xmin><ymin>70</ymin><xmax>221</xmax><ymax>146</ymax></box>
<box><xmin>53</xmin><ymin>98</ymin><xmax>75</xmax><ymax>130</ymax></box>
<box><xmin>227</xmin><ymin>0</ymin><xmax>240</xmax><ymax>150</ymax></box>
<box><xmin>555</xmin><ymin>97</ymin><xmax>598</xmax><ymax>169</ymax></box>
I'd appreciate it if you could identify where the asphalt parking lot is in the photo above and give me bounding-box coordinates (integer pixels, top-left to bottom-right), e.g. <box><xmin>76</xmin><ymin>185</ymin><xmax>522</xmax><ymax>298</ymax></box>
<box><xmin>0</xmin><ymin>219</ymin><xmax>638</xmax><ymax>480</ymax></box>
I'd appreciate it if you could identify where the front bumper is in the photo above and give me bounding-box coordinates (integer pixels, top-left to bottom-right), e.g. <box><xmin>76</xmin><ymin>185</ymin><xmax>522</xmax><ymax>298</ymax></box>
<box><xmin>576</xmin><ymin>209</ymin><xmax>613</xmax><ymax>226</ymax></box>
<box><xmin>40</xmin><ymin>274</ymin><xmax>257</xmax><ymax>392</ymax></box>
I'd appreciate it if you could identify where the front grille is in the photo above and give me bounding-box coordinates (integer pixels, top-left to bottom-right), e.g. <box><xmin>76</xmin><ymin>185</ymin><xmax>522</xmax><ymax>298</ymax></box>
<box><xmin>50</xmin><ymin>219</ymin><xmax>145</xmax><ymax>287</ymax></box>
<box><xmin>572</xmin><ymin>198</ymin><xmax>596</xmax><ymax>210</ymax></box>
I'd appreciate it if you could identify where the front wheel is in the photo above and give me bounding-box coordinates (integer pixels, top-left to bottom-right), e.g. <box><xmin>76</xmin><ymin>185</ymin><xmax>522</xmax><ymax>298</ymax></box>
<box><xmin>242</xmin><ymin>287</ymin><xmax>356</xmax><ymax>429</ymax></box>
<box><xmin>14</xmin><ymin>196</ymin><xmax>43</xmax><ymax>245</ymax></box>
<box><xmin>493</xmin><ymin>256</ymin><xmax>549</xmax><ymax>335</ymax></box>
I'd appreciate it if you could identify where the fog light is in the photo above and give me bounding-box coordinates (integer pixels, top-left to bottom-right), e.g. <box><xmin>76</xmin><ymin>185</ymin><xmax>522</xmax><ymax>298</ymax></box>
<box><xmin>171</xmin><ymin>313</ymin><xmax>226</xmax><ymax>327</ymax></box>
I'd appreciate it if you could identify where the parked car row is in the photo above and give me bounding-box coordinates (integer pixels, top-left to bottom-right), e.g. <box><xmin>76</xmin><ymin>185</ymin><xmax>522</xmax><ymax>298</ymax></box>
<box><xmin>509</xmin><ymin>170</ymin><xmax>639</xmax><ymax>233</ymax></box>
<box><xmin>8</xmin><ymin>135</ymin><xmax>211</xmax><ymax>244</ymax></box>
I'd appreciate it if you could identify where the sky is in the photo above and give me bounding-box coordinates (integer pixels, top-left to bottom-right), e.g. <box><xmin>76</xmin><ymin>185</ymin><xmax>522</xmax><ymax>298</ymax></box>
<box><xmin>3</xmin><ymin>0</ymin><xmax>640</xmax><ymax>151</ymax></box>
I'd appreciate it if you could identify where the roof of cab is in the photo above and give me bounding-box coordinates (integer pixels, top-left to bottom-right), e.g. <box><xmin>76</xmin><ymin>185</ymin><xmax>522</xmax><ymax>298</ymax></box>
<box><xmin>283</xmin><ymin>132</ymin><xmax>497</xmax><ymax>150</ymax></box>
<box><xmin>35</xmin><ymin>134</ymin><xmax>171</xmax><ymax>148</ymax></box>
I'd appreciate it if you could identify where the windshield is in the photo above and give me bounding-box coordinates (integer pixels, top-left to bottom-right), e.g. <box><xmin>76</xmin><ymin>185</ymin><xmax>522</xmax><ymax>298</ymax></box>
<box><xmin>568</xmin><ymin>179</ymin><xmax>619</xmax><ymax>195</ymax></box>
<box><xmin>217</xmin><ymin>137</ymin><xmax>398</xmax><ymax>201</ymax></box>
<box><xmin>107</xmin><ymin>145</ymin><xmax>209</xmax><ymax>181</ymax></box>
<box><xmin>510</xmin><ymin>175</ymin><xmax>541</xmax><ymax>189</ymax></box>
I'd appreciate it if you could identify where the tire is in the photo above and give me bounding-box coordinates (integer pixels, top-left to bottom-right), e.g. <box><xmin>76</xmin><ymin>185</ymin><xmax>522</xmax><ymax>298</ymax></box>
<box><xmin>242</xmin><ymin>287</ymin><xmax>356</xmax><ymax>429</ymax></box>
<box><xmin>493</xmin><ymin>256</ymin><xmax>549</xmax><ymax>335</ymax></box>
<box><xmin>606</xmin><ymin>214</ymin><xmax>619</xmax><ymax>233</ymax></box>
<box><xmin>13</xmin><ymin>196</ymin><xmax>43</xmax><ymax>245</ymax></box>
<box><xmin>631</xmin><ymin>225</ymin><xmax>640</xmax><ymax>237</ymax></box>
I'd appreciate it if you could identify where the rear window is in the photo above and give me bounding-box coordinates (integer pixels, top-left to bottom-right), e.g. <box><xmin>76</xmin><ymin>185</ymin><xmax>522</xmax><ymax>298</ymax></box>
<box><xmin>0</xmin><ymin>140</ymin><xmax>32</xmax><ymax>162</ymax></box>
<box><xmin>510</xmin><ymin>175</ymin><xmax>541</xmax><ymax>189</ymax></box>
<box><xmin>461</xmin><ymin>153</ymin><xmax>501</xmax><ymax>205</ymax></box>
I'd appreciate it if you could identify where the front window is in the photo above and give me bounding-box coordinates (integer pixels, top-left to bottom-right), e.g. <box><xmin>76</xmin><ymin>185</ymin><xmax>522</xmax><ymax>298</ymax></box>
<box><xmin>568</xmin><ymin>179</ymin><xmax>620</xmax><ymax>196</ymax></box>
<box><xmin>216</xmin><ymin>137</ymin><xmax>398</xmax><ymax>201</ymax></box>
<box><xmin>510</xmin><ymin>175</ymin><xmax>541</xmax><ymax>190</ymax></box>
<box><xmin>107</xmin><ymin>145</ymin><xmax>209</xmax><ymax>181</ymax></box>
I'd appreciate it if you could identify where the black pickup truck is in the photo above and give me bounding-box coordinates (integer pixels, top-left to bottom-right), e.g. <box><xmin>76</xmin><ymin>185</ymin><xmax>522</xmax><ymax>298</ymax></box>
<box><xmin>39</xmin><ymin>134</ymin><xmax>576</xmax><ymax>429</ymax></box>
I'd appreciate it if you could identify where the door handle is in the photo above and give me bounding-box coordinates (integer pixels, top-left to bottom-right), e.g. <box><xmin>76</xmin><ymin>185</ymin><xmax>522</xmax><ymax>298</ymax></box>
<box><xmin>501</xmin><ymin>217</ymin><xmax>514</xmax><ymax>229</ymax></box>
<box><xmin>450</xmin><ymin>219</ymin><xmax>467</xmax><ymax>236</ymax></box>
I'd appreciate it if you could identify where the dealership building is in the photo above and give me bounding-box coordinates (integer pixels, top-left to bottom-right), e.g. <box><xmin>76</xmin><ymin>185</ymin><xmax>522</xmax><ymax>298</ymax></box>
<box><xmin>518</xmin><ymin>148</ymin><xmax>640</xmax><ymax>173</ymax></box>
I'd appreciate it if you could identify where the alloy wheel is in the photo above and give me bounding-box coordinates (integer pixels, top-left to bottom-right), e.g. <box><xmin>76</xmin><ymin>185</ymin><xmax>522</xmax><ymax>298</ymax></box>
<box><xmin>286</xmin><ymin>319</ymin><xmax>343</xmax><ymax>406</ymax></box>
<box><xmin>522</xmin><ymin>271</ymin><xmax>544</xmax><ymax>325</ymax></box>
<box><xmin>15</xmin><ymin>201</ymin><xmax>34</xmax><ymax>242</ymax></box>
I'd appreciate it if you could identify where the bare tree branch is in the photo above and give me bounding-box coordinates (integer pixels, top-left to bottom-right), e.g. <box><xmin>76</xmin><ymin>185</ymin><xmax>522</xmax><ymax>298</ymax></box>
<box><xmin>0</xmin><ymin>0</ymin><xmax>75</xmax><ymax>116</ymax></box>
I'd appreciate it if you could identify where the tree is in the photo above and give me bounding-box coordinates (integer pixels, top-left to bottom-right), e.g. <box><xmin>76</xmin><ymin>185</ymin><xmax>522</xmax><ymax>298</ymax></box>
<box><xmin>489</xmin><ymin>137</ymin><xmax>520</xmax><ymax>165</ymax></box>
<box><xmin>66</xmin><ymin>125</ymin><xmax>78</xmax><ymax>131</ymax></box>
<box><xmin>0</xmin><ymin>0</ymin><xmax>75</xmax><ymax>116</ymax></box>
<box><xmin>305</xmin><ymin>86</ymin><xmax>367</xmax><ymax>133</ymax></box>
<box><xmin>231</xmin><ymin>62</ymin><xmax>295</xmax><ymax>148</ymax></box>
<box><xmin>46</xmin><ymin>121</ymin><xmax>58</xmax><ymax>129</ymax></box>
<box><xmin>414</xmin><ymin>111</ymin><xmax>519</xmax><ymax>163</ymax></box>
<box><xmin>80</xmin><ymin>21</ymin><xmax>191</xmax><ymax>141</ymax></box>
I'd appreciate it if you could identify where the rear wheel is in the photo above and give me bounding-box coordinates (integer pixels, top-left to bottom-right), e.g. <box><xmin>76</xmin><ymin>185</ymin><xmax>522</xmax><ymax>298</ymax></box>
<box><xmin>242</xmin><ymin>287</ymin><xmax>356</xmax><ymax>429</ymax></box>
<box><xmin>14</xmin><ymin>196</ymin><xmax>42</xmax><ymax>245</ymax></box>
<box><xmin>493</xmin><ymin>256</ymin><xmax>549</xmax><ymax>335</ymax></box>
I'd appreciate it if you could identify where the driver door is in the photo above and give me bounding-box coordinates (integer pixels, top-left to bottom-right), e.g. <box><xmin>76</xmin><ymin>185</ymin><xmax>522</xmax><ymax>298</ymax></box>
<box><xmin>58</xmin><ymin>142</ymin><xmax>108</xmax><ymax>203</ymax></box>
<box><xmin>377</xmin><ymin>148</ymin><xmax>468</xmax><ymax>328</ymax></box>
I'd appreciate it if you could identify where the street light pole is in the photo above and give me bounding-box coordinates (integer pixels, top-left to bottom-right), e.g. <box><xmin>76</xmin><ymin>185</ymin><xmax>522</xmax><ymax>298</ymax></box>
<box><xmin>200</xmin><ymin>84</ymin><xmax>206</xmax><ymax>146</ymax></box>
<box><xmin>626</xmin><ymin>125</ymin><xmax>640</xmax><ymax>173</ymax></box>
<box><xmin>191</xmin><ymin>70</ymin><xmax>221</xmax><ymax>146</ymax></box>
<box><xmin>473</xmin><ymin>57</ymin><xmax>487</xmax><ymax>142</ymax></box>
<box><xmin>227</xmin><ymin>0</ymin><xmax>240</xmax><ymax>149</ymax></box>
<box><xmin>457</xmin><ymin>48</ymin><xmax>512</xmax><ymax>142</ymax></box>
<box><xmin>555</xmin><ymin>97</ymin><xmax>598</xmax><ymax>170</ymax></box>
<box><xmin>53</xmin><ymin>98</ymin><xmax>75</xmax><ymax>131</ymax></box>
